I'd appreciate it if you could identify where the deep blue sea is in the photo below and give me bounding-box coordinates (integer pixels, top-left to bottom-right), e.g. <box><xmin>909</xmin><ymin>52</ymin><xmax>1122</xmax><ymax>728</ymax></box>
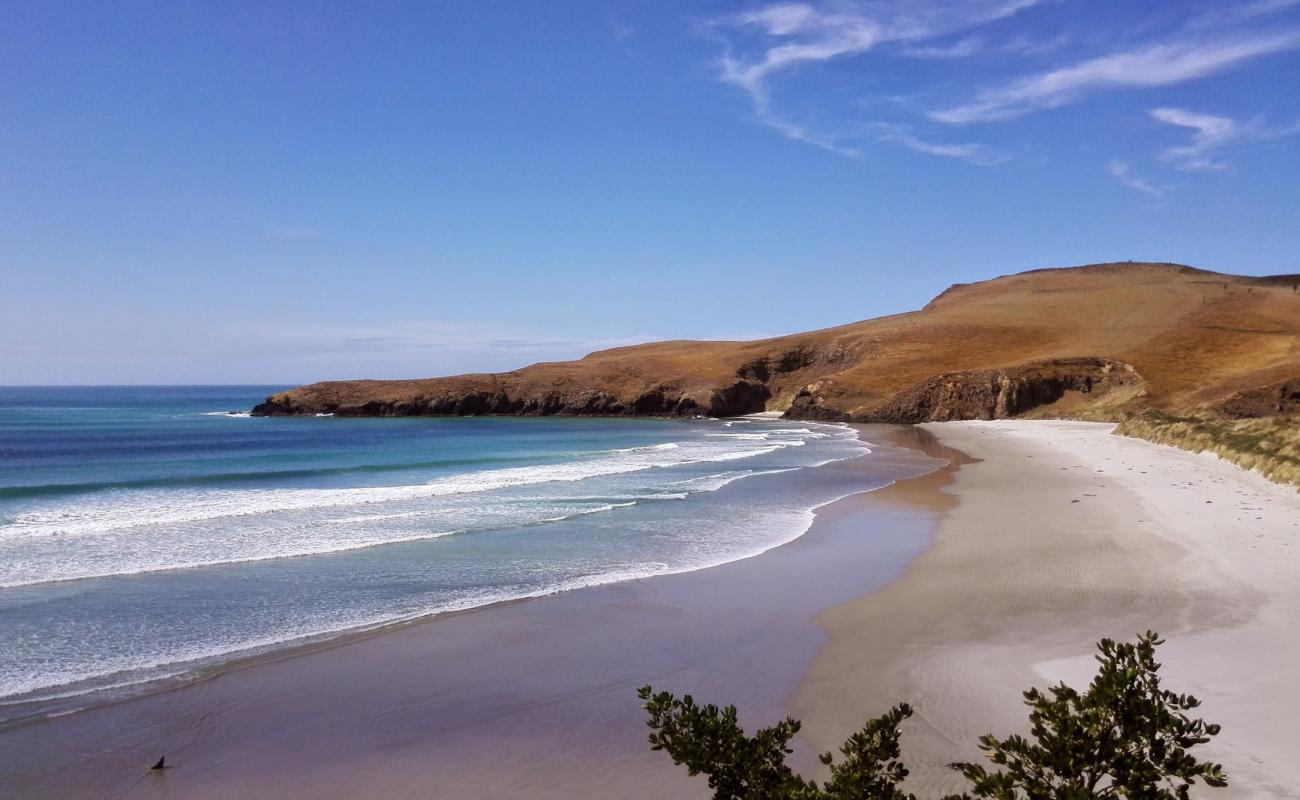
<box><xmin>0</xmin><ymin>386</ymin><xmax>876</xmax><ymax>719</ymax></box>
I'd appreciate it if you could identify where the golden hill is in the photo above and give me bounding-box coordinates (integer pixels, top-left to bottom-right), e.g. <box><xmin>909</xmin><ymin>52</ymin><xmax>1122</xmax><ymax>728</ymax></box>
<box><xmin>253</xmin><ymin>263</ymin><xmax>1300</xmax><ymax>425</ymax></box>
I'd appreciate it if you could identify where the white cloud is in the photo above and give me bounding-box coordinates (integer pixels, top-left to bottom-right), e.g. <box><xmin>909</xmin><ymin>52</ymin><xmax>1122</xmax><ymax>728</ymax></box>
<box><xmin>761</xmin><ymin>114</ymin><xmax>862</xmax><ymax>158</ymax></box>
<box><xmin>904</xmin><ymin>35</ymin><xmax>984</xmax><ymax>59</ymax></box>
<box><xmin>718</xmin><ymin>5</ymin><xmax>883</xmax><ymax>101</ymax></box>
<box><xmin>1150</xmin><ymin>107</ymin><xmax>1243</xmax><ymax>171</ymax></box>
<box><xmin>1106</xmin><ymin>159</ymin><xmax>1162</xmax><ymax>199</ymax></box>
<box><xmin>226</xmin><ymin>321</ymin><xmax>659</xmax><ymax>361</ymax></box>
<box><xmin>720</xmin><ymin>1</ymin><xmax>1038</xmax><ymax>95</ymax></box>
<box><xmin>932</xmin><ymin>31</ymin><xmax>1300</xmax><ymax>124</ymax></box>
<box><xmin>1149</xmin><ymin>106</ymin><xmax>1300</xmax><ymax>171</ymax></box>
<box><xmin>1185</xmin><ymin>0</ymin><xmax>1300</xmax><ymax>30</ymax></box>
<box><xmin>872</xmin><ymin>123</ymin><xmax>1007</xmax><ymax>165</ymax></box>
<box><xmin>713</xmin><ymin>1</ymin><xmax>1040</xmax><ymax>157</ymax></box>
<box><xmin>707</xmin><ymin>2</ymin><xmax>1300</xmax><ymax>172</ymax></box>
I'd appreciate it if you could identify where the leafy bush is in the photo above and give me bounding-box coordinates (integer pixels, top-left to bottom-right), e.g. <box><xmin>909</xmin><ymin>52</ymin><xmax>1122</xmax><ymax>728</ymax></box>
<box><xmin>639</xmin><ymin>632</ymin><xmax>1226</xmax><ymax>799</ymax></box>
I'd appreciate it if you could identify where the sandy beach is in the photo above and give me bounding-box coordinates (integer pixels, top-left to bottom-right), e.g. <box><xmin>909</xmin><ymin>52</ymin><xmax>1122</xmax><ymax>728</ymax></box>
<box><xmin>796</xmin><ymin>421</ymin><xmax>1300</xmax><ymax>798</ymax></box>
<box><xmin>2</xmin><ymin>420</ymin><xmax>1297</xmax><ymax>798</ymax></box>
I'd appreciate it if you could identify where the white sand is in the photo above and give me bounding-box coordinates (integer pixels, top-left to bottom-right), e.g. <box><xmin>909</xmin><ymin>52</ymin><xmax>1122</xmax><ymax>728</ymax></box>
<box><xmin>794</xmin><ymin>421</ymin><xmax>1300</xmax><ymax>798</ymax></box>
<box><xmin>990</xmin><ymin>421</ymin><xmax>1300</xmax><ymax>798</ymax></box>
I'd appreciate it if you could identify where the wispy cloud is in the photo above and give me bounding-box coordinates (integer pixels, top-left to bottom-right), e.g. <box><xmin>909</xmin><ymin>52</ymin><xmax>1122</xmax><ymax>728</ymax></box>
<box><xmin>711</xmin><ymin>1</ymin><xmax>1040</xmax><ymax>158</ymax></box>
<box><xmin>904</xmin><ymin>35</ymin><xmax>984</xmax><ymax>59</ymax></box>
<box><xmin>714</xmin><ymin>3</ymin><xmax>885</xmax><ymax>156</ymax></box>
<box><xmin>762</xmin><ymin>115</ymin><xmax>862</xmax><ymax>159</ymax></box>
<box><xmin>932</xmin><ymin>31</ymin><xmax>1300</xmax><ymax>124</ymax></box>
<box><xmin>717</xmin><ymin>1</ymin><xmax>1040</xmax><ymax>94</ymax></box>
<box><xmin>1150</xmin><ymin>108</ymin><xmax>1243</xmax><ymax>171</ymax></box>
<box><xmin>1185</xmin><ymin>0</ymin><xmax>1300</xmax><ymax>30</ymax></box>
<box><xmin>872</xmin><ymin>123</ymin><xmax>1007</xmax><ymax>165</ymax></box>
<box><xmin>225</xmin><ymin>320</ymin><xmax>661</xmax><ymax>366</ymax></box>
<box><xmin>1149</xmin><ymin>106</ymin><xmax>1300</xmax><ymax>171</ymax></box>
<box><xmin>1106</xmin><ymin>159</ymin><xmax>1162</xmax><ymax>199</ymax></box>
<box><xmin>705</xmin><ymin>1</ymin><xmax>1300</xmax><ymax>177</ymax></box>
<box><xmin>717</xmin><ymin>5</ymin><xmax>881</xmax><ymax>99</ymax></box>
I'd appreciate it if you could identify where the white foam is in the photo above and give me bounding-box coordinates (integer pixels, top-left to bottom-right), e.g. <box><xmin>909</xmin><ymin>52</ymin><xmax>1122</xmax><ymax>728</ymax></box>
<box><xmin>0</xmin><ymin>488</ymin><xmax>679</xmax><ymax>588</ymax></box>
<box><xmin>669</xmin><ymin>469</ymin><xmax>799</xmax><ymax>492</ymax></box>
<box><xmin>0</xmin><ymin>420</ymin><xmax>865</xmax><ymax>586</ymax></box>
<box><xmin>536</xmin><ymin>500</ymin><xmax>637</xmax><ymax>523</ymax></box>
<box><xmin>3</xmin><ymin>439</ymin><xmax>794</xmax><ymax>540</ymax></box>
<box><xmin>613</xmin><ymin>442</ymin><xmax>679</xmax><ymax>453</ymax></box>
<box><xmin>0</xmin><ymin>525</ymin><xmax>464</xmax><ymax>588</ymax></box>
<box><xmin>0</xmin><ymin>421</ymin><xmax>855</xmax><ymax>587</ymax></box>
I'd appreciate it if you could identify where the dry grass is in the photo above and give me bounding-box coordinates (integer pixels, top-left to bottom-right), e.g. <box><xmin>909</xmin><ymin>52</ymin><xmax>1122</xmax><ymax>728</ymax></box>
<box><xmin>1116</xmin><ymin>412</ymin><xmax>1300</xmax><ymax>490</ymax></box>
<box><xmin>266</xmin><ymin>262</ymin><xmax>1300</xmax><ymax>421</ymax></box>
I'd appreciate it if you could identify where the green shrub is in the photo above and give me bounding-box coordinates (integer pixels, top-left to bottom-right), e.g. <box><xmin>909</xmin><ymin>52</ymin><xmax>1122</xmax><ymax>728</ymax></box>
<box><xmin>639</xmin><ymin>632</ymin><xmax>1226</xmax><ymax>799</ymax></box>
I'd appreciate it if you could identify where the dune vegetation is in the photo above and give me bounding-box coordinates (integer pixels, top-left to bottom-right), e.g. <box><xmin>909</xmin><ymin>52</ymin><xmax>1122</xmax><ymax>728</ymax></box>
<box><xmin>1117</xmin><ymin>413</ymin><xmax>1300</xmax><ymax>490</ymax></box>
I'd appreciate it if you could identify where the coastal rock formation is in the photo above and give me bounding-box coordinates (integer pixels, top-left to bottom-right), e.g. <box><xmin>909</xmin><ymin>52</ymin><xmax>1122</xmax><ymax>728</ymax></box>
<box><xmin>1215</xmin><ymin>377</ymin><xmax>1300</xmax><ymax>419</ymax></box>
<box><xmin>853</xmin><ymin>358</ymin><xmax>1143</xmax><ymax>423</ymax></box>
<box><xmin>253</xmin><ymin>379</ymin><xmax>773</xmax><ymax>418</ymax></box>
<box><xmin>253</xmin><ymin>262</ymin><xmax>1300</xmax><ymax>424</ymax></box>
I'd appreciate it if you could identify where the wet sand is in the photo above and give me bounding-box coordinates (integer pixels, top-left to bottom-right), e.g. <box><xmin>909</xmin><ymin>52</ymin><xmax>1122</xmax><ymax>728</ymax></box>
<box><xmin>795</xmin><ymin>421</ymin><xmax>1300</xmax><ymax>799</ymax></box>
<box><xmin>0</xmin><ymin>427</ymin><xmax>946</xmax><ymax>799</ymax></box>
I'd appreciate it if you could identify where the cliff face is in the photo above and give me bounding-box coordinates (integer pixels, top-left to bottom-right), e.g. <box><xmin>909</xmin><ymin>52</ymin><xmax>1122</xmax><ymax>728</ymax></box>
<box><xmin>253</xmin><ymin>378</ymin><xmax>774</xmax><ymax>418</ymax></box>
<box><xmin>849</xmin><ymin>358</ymin><xmax>1143</xmax><ymax>424</ymax></box>
<box><xmin>1215</xmin><ymin>378</ymin><xmax>1300</xmax><ymax>419</ymax></box>
<box><xmin>253</xmin><ymin>263</ymin><xmax>1300</xmax><ymax>424</ymax></box>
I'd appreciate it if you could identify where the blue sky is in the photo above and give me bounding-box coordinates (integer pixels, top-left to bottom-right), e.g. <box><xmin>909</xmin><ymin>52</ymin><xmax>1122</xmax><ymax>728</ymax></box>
<box><xmin>3</xmin><ymin>1</ymin><xmax>1299</xmax><ymax>384</ymax></box>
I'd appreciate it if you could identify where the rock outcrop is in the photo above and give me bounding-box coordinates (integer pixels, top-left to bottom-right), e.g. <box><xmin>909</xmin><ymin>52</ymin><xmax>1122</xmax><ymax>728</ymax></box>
<box><xmin>851</xmin><ymin>358</ymin><xmax>1142</xmax><ymax>423</ymax></box>
<box><xmin>253</xmin><ymin>379</ymin><xmax>773</xmax><ymax>418</ymax></box>
<box><xmin>1215</xmin><ymin>378</ymin><xmax>1300</xmax><ymax>419</ymax></box>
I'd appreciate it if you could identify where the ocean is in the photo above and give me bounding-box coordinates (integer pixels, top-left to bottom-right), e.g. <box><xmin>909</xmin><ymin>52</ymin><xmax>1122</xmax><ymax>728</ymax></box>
<box><xmin>0</xmin><ymin>386</ymin><xmax>881</xmax><ymax>723</ymax></box>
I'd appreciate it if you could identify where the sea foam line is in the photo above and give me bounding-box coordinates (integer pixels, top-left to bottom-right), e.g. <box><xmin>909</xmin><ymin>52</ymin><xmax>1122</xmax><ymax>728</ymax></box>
<box><xmin>1</xmin><ymin>439</ymin><xmax>799</xmax><ymax>540</ymax></box>
<box><xmin>0</xmin><ymin>460</ymin><xmax>822</xmax><ymax>588</ymax></box>
<box><xmin>0</xmin><ymin>491</ymin><xmax>690</xmax><ymax>589</ymax></box>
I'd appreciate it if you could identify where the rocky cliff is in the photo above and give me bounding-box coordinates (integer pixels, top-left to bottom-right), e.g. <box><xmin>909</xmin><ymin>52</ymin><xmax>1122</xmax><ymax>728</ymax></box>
<box><xmin>253</xmin><ymin>262</ymin><xmax>1300</xmax><ymax>424</ymax></box>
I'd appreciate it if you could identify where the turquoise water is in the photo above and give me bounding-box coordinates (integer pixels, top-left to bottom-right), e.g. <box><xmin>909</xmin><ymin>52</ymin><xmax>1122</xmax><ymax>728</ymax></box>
<box><xmin>0</xmin><ymin>386</ymin><xmax>876</xmax><ymax>718</ymax></box>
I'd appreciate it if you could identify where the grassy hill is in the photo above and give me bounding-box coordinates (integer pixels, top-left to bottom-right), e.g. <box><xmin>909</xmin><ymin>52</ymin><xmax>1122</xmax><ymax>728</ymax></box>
<box><xmin>254</xmin><ymin>262</ymin><xmax>1299</xmax><ymax>426</ymax></box>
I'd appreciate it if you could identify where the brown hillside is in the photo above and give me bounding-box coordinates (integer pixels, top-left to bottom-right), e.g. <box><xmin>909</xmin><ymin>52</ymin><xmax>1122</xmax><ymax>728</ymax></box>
<box><xmin>253</xmin><ymin>263</ymin><xmax>1300</xmax><ymax>424</ymax></box>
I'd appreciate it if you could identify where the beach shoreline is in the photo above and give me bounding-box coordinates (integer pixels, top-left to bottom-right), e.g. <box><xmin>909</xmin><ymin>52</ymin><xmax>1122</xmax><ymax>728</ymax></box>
<box><xmin>795</xmin><ymin>421</ymin><xmax>1300</xmax><ymax>799</ymax></box>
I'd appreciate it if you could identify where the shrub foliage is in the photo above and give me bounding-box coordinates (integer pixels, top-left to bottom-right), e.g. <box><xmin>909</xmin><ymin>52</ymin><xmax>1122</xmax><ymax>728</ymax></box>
<box><xmin>639</xmin><ymin>632</ymin><xmax>1226</xmax><ymax>799</ymax></box>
